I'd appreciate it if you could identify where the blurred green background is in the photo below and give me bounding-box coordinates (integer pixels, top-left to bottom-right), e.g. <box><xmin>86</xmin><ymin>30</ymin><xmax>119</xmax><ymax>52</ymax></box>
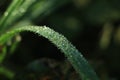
<box><xmin>0</xmin><ymin>0</ymin><xmax>120</xmax><ymax>80</ymax></box>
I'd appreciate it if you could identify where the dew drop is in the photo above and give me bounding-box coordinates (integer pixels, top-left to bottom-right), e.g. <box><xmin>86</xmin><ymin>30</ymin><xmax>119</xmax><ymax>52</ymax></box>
<box><xmin>4</xmin><ymin>12</ymin><xmax>8</xmax><ymax>16</ymax></box>
<box><xmin>19</xmin><ymin>8</ymin><xmax>25</xmax><ymax>13</ymax></box>
<box><xmin>16</xmin><ymin>35</ymin><xmax>21</xmax><ymax>42</ymax></box>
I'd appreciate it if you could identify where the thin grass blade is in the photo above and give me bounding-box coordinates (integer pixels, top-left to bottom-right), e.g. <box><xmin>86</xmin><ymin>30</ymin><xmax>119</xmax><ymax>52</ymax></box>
<box><xmin>0</xmin><ymin>26</ymin><xmax>99</xmax><ymax>80</ymax></box>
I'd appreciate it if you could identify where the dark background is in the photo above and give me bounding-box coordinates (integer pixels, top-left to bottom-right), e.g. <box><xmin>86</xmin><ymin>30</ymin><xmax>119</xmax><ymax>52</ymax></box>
<box><xmin>0</xmin><ymin>0</ymin><xmax>120</xmax><ymax>80</ymax></box>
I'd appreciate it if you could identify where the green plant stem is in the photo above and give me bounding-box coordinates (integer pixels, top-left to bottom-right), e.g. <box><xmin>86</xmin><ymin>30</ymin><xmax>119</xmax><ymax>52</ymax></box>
<box><xmin>0</xmin><ymin>0</ymin><xmax>24</xmax><ymax>34</ymax></box>
<box><xmin>0</xmin><ymin>0</ymin><xmax>70</xmax><ymax>34</ymax></box>
<box><xmin>0</xmin><ymin>26</ymin><xmax>99</xmax><ymax>80</ymax></box>
<box><xmin>0</xmin><ymin>0</ymin><xmax>36</xmax><ymax>34</ymax></box>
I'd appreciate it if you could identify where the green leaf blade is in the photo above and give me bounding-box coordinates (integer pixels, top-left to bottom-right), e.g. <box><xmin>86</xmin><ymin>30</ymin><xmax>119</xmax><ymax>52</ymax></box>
<box><xmin>0</xmin><ymin>26</ymin><xmax>99</xmax><ymax>80</ymax></box>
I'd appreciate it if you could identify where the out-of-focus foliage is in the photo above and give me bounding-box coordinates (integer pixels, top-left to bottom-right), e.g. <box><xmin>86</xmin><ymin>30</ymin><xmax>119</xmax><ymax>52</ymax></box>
<box><xmin>0</xmin><ymin>0</ymin><xmax>120</xmax><ymax>80</ymax></box>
